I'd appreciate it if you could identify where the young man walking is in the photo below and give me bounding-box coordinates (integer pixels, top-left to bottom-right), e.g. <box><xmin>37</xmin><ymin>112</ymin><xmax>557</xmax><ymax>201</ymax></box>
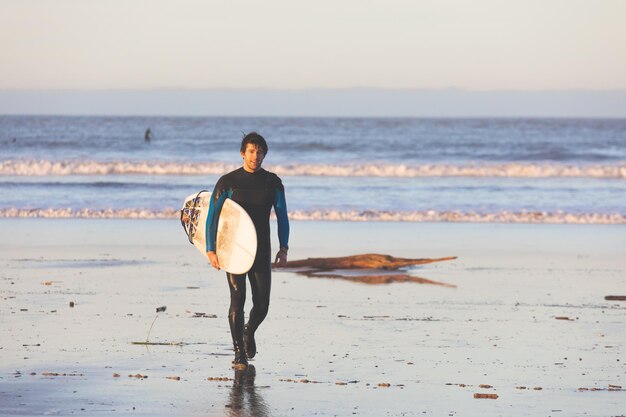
<box><xmin>205</xmin><ymin>132</ymin><xmax>289</xmax><ymax>368</ymax></box>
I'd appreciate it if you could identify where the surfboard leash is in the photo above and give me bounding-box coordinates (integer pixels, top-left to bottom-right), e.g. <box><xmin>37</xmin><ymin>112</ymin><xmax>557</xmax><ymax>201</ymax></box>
<box><xmin>180</xmin><ymin>189</ymin><xmax>209</xmax><ymax>244</ymax></box>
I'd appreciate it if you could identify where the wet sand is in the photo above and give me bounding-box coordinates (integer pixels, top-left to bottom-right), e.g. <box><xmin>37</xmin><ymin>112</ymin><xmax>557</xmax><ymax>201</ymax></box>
<box><xmin>0</xmin><ymin>219</ymin><xmax>624</xmax><ymax>416</ymax></box>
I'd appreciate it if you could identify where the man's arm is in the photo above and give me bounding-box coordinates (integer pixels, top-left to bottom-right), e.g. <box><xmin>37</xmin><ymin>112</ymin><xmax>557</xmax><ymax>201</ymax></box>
<box><xmin>273</xmin><ymin>181</ymin><xmax>289</xmax><ymax>266</ymax></box>
<box><xmin>205</xmin><ymin>181</ymin><xmax>231</xmax><ymax>270</ymax></box>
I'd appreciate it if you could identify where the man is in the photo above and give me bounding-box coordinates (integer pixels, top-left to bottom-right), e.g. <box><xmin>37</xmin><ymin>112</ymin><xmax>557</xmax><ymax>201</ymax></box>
<box><xmin>205</xmin><ymin>132</ymin><xmax>289</xmax><ymax>369</ymax></box>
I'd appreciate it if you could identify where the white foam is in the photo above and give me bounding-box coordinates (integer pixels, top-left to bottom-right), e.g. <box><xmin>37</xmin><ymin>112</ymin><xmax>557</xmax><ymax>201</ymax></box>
<box><xmin>0</xmin><ymin>160</ymin><xmax>236</xmax><ymax>176</ymax></box>
<box><xmin>1</xmin><ymin>208</ymin><xmax>624</xmax><ymax>224</ymax></box>
<box><xmin>0</xmin><ymin>208</ymin><xmax>179</xmax><ymax>219</ymax></box>
<box><xmin>1</xmin><ymin>160</ymin><xmax>625</xmax><ymax>178</ymax></box>
<box><xmin>274</xmin><ymin>163</ymin><xmax>626</xmax><ymax>179</ymax></box>
<box><xmin>287</xmin><ymin>210</ymin><xmax>626</xmax><ymax>224</ymax></box>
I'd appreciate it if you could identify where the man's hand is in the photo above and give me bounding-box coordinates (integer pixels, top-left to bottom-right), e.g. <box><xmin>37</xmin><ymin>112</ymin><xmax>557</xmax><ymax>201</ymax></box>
<box><xmin>273</xmin><ymin>248</ymin><xmax>288</xmax><ymax>267</ymax></box>
<box><xmin>207</xmin><ymin>251</ymin><xmax>220</xmax><ymax>270</ymax></box>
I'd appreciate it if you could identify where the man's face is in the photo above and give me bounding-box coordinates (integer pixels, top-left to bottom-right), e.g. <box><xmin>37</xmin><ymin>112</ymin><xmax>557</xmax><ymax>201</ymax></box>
<box><xmin>241</xmin><ymin>143</ymin><xmax>265</xmax><ymax>172</ymax></box>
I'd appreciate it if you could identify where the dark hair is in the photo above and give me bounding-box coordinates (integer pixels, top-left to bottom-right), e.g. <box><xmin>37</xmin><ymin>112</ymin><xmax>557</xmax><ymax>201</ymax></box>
<box><xmin>240</xmin><ymin>132</ymin><xmax>268</xmax><ymax>154</ymax></box>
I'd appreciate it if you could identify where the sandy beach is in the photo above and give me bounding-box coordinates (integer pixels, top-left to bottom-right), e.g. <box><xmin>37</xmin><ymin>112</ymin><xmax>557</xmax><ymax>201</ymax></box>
<box><xmin>0</xmin><ymin>219</ymin><xmax>624</xmax><ymax>416</ymax></box>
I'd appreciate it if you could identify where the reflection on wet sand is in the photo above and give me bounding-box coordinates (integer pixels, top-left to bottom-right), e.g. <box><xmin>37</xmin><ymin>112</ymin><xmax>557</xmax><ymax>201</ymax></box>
<box><xmin>303</xmin><ymin>271</ymin><xmax>456</xmax><ymax>286</ymax></box>
<box><xmin>225</xmin><ymin>365</ymin><xmax>270</xmax><ymax>417</ymax></box>
<box><xmin>275</xmin><ymin>253</ymin><xmax>457</xmax><ymax>286</ymax></box>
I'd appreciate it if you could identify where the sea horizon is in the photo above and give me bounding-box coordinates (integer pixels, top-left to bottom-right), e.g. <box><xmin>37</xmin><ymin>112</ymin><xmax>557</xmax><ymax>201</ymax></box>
<box><xmin>2</xmin><ymin>88</ymin><xmax>626</xmax><ymax>118</ymax></box>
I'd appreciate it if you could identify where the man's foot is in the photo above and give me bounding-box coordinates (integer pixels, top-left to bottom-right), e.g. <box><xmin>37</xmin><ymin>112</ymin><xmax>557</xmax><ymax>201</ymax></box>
<box><xmin>243</xmin><ymin>325</ymin><xmax>256</xmax><ymax>359</ymax></box>
<box><xmin>232</xmin><ymin>350</ymin><xmax>248</xmax><ymax>370</ymax></box>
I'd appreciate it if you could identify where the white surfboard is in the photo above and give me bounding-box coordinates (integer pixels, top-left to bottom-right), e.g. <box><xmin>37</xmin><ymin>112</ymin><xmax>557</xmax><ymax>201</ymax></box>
<box><xmin>181</xmin><ymin>191</ymin><xmax>257</xmax><ymax>274</ymax></box>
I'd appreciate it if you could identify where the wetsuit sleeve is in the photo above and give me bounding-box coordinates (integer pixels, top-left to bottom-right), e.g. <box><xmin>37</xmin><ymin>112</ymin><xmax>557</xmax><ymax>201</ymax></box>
<box><xmin>205</xmin><ymin>179</ymin><xmax>231</xmax><ymax>252</ymax></box>
<box><xmin>273</xmin><ymin>178</ymin><xmax>290</xmax><ymax>249</ymax></box>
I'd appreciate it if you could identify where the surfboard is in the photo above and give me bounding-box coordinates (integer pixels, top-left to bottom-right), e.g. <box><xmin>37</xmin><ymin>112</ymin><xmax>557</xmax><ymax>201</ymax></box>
<box><xmin>180</xmin><ymin>191</ymin><xmax>257</xmax><ymax>274</ymax></box>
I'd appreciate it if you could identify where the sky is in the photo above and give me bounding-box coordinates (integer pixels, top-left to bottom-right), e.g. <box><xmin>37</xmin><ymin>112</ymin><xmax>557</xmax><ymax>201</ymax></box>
<box><xmin>1</xmin><ymin>0</ymin><xmax>626</xmax><ymax>91</ymax></box>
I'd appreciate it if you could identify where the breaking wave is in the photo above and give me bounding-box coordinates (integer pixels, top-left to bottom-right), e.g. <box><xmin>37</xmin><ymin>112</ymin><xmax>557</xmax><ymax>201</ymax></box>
<box><xmin>1</xmin><ymin>208</ymin><xmax>624</xmax><ymax>224</ymax></box>
<box><xmin>1</xmin><ymin>160</ymin><xmax>625</xmax><ymax>178</ymax></box>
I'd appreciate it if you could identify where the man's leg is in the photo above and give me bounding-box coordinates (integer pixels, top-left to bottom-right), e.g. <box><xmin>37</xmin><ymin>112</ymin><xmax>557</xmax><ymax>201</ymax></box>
<box><xmin>244</xmin><ymin>270</ymin><xmax>271</xmax><ymax>358</ymax></box>
<box><xmin>226</xmin><ymin>272</ymin><xmax>248</xmax><ymax>368</ymax></box>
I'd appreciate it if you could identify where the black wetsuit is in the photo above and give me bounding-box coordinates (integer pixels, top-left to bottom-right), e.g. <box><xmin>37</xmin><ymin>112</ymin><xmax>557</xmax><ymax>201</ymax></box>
<box><xmin>205</xmin><ymin>167</ymin><xmax>289</xmax><ymax>356</ymax></box>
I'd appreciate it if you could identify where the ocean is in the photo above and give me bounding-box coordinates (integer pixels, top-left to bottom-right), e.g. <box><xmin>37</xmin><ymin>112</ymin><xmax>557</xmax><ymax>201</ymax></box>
<box><xmin>1</xmin><ymin>116</ymin><xmax>625</xmax><ymax>224</ymax></box>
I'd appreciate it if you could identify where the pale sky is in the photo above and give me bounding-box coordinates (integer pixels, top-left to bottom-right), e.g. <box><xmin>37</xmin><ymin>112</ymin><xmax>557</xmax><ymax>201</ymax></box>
<box><xmin>1</xmin><ymin>0</ymin><xmax>625</xmax><ymax>91</ymax></box>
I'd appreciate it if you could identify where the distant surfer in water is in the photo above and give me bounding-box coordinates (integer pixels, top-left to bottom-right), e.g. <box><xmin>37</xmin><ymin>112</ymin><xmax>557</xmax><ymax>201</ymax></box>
<box><xmin>206</xmin><ymin>132</ymin><xmax>289</xmax><ymax>369</ymax></box>
<box><xmin>144</xmin><ymin>128</ymin><xmax>152</xmax><ymax>142</ymax></box>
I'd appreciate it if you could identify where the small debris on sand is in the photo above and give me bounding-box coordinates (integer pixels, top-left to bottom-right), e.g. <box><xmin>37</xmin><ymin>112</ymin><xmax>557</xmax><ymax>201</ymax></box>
<box><xmin>279</xmin><ymin>378</ymin><xmax>321</xmax><ymax>384</ymax></box>
<box><xmin>191</xmin><ymin>312</ymin><xmax>217</xmax><ymax>318</ymax></box>
<box><xmin>578</xmin><ymin>384</ymin><xmax>624</xmax><ymax>392</ymax></box>
<box><xmin>207</xmin><ymin>376</ymin><xmax>231</xmax><ymax>381</ymax></box>
<box><xmin>446</xmin><ymin>383</ymin><xmax>470</xmax><ymax>387</ymax></box>
<box><xmin>474</xmin><ymin>393</ymin><xmax>499</xmax><ymax>399</ymax></box>
<box><xmin>69</xmin><ymin>301</ymin><xmax>75</xmax><ymax>308</ymax></box>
